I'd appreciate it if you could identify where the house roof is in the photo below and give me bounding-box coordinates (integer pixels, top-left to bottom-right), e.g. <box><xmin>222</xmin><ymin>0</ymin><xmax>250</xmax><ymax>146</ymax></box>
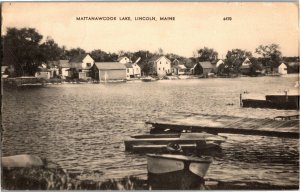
<box><xmin>199</xmin><ymin>61</ymin><xmax>214</xmax><ymax>69</ymax></box>
<box><xmin>124</xmin><ymin>63</ymin><xmax>133</xmax><ymax>68</ymax></box>
<box><xmin>94</xmin><ymin>62</ymin><xmax>126</xmax><ymax>70</ymax></box>
<box><xmin>117</xmin><ymin>56</ymin><xmax>129</xmax><ymax>62</ymax></box>
<box><xmin>59</xmin><ymin>60</ymin><xmax>71</xmax><ymax>68</ymax></box>
<box><xmin>174</xmin><ymin>64</ymin><xmax>186</xmax><ymax>69</ymax></box>
<box><xmin>69</xmin><ymin>53</ymin><xmax>90</xmax><ymax>63</ymax></box>
<box><xmin>279</xmin><ymin>63</ymin><xmax>287</xmax><ymax>68</ymax></box>
<box><xmin>37</xmin><ymin>67</ymin><xmax>51</xmax><ymax>72</ymax></box>
<box><xmin>149</xmin><ymin>55</ymin><xmax>171</xmax><ymax>63</ymax></box>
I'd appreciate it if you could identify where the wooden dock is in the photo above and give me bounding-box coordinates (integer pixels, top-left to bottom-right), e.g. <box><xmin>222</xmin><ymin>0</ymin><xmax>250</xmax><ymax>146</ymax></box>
<box><xmin>146</xmin><ymin>114</ymin><xmax>299</xmax><ymax>139</ymax></box>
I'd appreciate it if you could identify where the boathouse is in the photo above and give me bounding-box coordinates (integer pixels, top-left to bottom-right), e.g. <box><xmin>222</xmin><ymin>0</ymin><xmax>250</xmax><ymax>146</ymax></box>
<box><xmin>149</xmin><ymin>55</ymin><xmax>171</xmax><ymax>77</ymax></box>
<box><xmin>278</xmin><ymin>63</ymin><xmax>288</xmax><ymax>75</ymax></box>
<box><xmin>191</xmin><ymin>61</ymin><xmax>214</xmax><ymax>76</ymax></box>
<box><xmin>92</xmin><ymin>62</ymin><xmax>126</xmax><ymax>82</ymax></box>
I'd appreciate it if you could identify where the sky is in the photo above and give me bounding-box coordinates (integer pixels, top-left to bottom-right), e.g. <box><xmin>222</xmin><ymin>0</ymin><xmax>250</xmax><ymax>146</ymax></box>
<box><xmin>2</xmin><ymin>2</ymin><xmax>299</xmax><ymax>58</ymax></box>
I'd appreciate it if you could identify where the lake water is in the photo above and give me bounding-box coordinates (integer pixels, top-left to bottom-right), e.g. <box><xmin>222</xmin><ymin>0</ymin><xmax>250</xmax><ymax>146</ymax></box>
<box><xmin>2</xmin><ymin>74</ymin><xmax>299</xmax><ymax>187</ymax></box>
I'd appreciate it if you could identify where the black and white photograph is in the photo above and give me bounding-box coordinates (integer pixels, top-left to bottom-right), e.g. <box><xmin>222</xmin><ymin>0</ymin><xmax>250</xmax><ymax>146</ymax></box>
<box><xmin>1</xmin><ymin>2</ymin><xmax>299</xmax><ymax>190</ymax></box>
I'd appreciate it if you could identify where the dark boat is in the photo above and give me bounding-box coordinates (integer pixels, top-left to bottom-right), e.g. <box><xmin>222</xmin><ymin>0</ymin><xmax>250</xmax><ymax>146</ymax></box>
<box><xmin>147</xmin><ymin>154</ymin><xmax>212</xmax><ymax>189</ymax></box>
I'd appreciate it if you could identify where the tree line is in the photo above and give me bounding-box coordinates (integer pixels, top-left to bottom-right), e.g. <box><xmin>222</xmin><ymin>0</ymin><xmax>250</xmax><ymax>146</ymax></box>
<box><xmin>1</xmin><ymin>27</ymin><xmax>298</xmax><ymax>77</ymax></box>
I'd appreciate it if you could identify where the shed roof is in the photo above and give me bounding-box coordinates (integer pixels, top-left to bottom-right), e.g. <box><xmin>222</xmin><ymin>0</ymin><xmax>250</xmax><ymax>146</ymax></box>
<box><xmin>94</xmin><ymin>62</ymin><xmax>126</xmax><ymax>70</ymax></box>
<box><xmin>59</xmin><ymin>60</ymin><xmax>71</xmax><ymax>68</ymax></box>
<box><xmin>199</xmin><ymin>61</ymin><xmax>214</xmax><ymax>69</ymax></box>
<box><xmin>174</xmin><ymin>64</ymin><xmax>186</xmax><ymax>69</ymax></box>
<box><xmin>124</xmin><ymin>63</ymin><xmax>133</xmax><ymax>68</ymax></box>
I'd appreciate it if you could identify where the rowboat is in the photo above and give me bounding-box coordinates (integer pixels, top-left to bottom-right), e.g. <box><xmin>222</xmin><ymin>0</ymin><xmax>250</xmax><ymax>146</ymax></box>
<box><xmin>124</xmin><ymin>132</ymin><xmax>226</xmax><ymax>153</ymax></box>
<box><xmin>141</xmin><ymin>76</ymin><xmax>157</xmax><ymax>82</ymax></box>
<box><xmin>147</xmin><ymin>154</ymin><xmax>213</xmax><ymax>189</ymax></box>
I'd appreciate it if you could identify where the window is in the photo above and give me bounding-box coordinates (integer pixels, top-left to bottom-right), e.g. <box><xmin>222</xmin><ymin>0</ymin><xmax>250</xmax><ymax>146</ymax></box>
<box><xmin>163</xmin><ymin>67</ymin><xmax>165</xmax><ymax>71</ymax></box>
<box><xmin>86</xmin><ymin>63</ymin><xmax>91</xmax><ymax>67</ymax></box>
<box><xmin>160</xmin><ymin>61</ymin><xmax>161</xmax><ymax>64</ymax></box>
<box><xmin>159</xmin><ymin>68</ymin><xmax>160</xmax><ymax>70</ymax></box>
<box><xmin>127</xmin><ymin>69</ymin><xmax>129</xmax><ymax>73</ymax></box>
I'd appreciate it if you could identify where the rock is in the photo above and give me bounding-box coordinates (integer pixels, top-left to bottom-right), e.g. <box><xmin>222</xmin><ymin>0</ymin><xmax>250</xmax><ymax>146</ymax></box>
<box><xmin>2</xmin><ymin>154</ymin><xmax>44</xmax><ymax>168</ymax></box>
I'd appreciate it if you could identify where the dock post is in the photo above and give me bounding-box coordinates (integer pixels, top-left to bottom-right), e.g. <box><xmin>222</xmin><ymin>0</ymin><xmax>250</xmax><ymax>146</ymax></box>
<box><xmin>240</xmin><ymin>93</ymin><xmax>243</xmax><ymax>107</ymax></box>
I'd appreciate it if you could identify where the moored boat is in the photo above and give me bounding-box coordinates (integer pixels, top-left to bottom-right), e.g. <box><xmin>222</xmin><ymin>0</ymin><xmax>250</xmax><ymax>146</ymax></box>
<box><xmin>141</xmin><ymin>76</ymin><xmax>157</xmax><ymax>82</ymax></box>
<box><xmin>124</xmin><ymin>132</ymin><xmax>226</xmax><ymax>153</ymax></box>
<box><xmin>147</xmin><ymin>154</ymin><xmax>213</xmax><ymax>189</ymax></box>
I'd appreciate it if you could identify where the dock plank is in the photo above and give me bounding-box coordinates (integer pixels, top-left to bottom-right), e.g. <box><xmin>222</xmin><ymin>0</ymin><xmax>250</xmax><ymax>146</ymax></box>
<box><xmin>147</xmin><ymin>114</ymin><xmax>299</xmax><ymax>138</ymax></box>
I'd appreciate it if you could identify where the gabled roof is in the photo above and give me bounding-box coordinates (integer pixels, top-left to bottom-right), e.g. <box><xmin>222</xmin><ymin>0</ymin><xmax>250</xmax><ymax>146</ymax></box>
<box><xmin>1</xmin><ymin>66</ymin><xmax>8</xmax><ymax>73</ymax></box>
<box><xmin>94</xmin><ymin>62</ymin><xmax>126</xmax><ymax>70</ymax></box>
<box><xmin>69</xmin><ymin>53</ymin><xmax>90</xmax><ymax>63</ymax></box>
<box><xmin>124</xmin><ymin>63</ymin><xmax>133</xmax><ymax>68</ymax></box>
<box><xmin>199</xmin><ymin>61</ymin><xmax>214</xmax><ymax>69</ymax></box>
<box><xmin>279</xmin><ymin>63</ymin><xmax>287</xmax><ymax>68</ymax></box>
<box><xmin>149</xmin><ymin>55</ymin><xmax>171</xmax><ymax>63</ymax></box>
<box><xmin>117</xmin><ymin>56</ymin><xmax>130</xmax><ymax>62</ymax></box>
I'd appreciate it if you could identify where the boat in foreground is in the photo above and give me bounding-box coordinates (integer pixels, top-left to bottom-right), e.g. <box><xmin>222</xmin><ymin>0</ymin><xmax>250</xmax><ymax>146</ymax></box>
<box><xmin>147</xmin><ymin>154</ymin><xmax>213</xmax><ymax>189</ymax></box>
<box><xmin>124</xmin><ymin>132</ymin><xmax>226</xmax><ymax>153</ymax></box>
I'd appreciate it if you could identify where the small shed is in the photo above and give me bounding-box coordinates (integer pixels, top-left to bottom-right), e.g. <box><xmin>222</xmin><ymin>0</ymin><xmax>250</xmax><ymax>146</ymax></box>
<box><xmin>93</xmin><ymin>62</ymin><xmax>127</xmax><ymax>82</ymax></box>
<box><xmin>35</xmin><ymin>67</ymin><xmax>51</xmax><ymax>79</ymax></box>
<box><xmin>278</xmin><ymin>63</ymin><xmax>288</xmax><ymax>75</ymax></box>
<box><xmin>173</xmin><ymin>65</ymin><xmax>187</xmax><ymax>75</ymax></box>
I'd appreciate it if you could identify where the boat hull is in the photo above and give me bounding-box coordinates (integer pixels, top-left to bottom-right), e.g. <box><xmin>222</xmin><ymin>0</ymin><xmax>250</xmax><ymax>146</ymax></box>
<box><xmin>242</xmin><ymin>99</ymin><xmax>299</xmax><ymax>110</ymax></box>
<box><xmin>147</xmin><ymin>154</ymin><xmax>212</xmax><ymax>189</ymax></box>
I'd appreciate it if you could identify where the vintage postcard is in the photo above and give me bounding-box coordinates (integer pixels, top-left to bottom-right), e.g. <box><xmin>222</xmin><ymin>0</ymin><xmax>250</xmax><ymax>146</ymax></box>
<box><xmin>1</xmin><ymin>2</ymin><xmax>299</xmax><ymax>190</ymax></box>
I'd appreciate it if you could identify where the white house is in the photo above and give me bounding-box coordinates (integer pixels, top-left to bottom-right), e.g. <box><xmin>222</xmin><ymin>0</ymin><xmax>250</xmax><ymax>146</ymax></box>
<box><xmin>118</xmin><ymin>56</ymin><xmax>132</xmax><ymax>64</ymax></box>
<box><xmin>69</xmin><ymin>53</ymin><xmax>95</xmax><ymax>80</ymax></box>
<box><xmin>124</xmin><ymin>63</ymin><xmax>134</xmax><ymax>79</ymax></box>
<box><xmin>124</xmin><ymin>63</ymin><xmax>141</xmax><ymax>79</ymax></box>
<box><xmin>149</xmin><ymin>55</ymin><xmax>171</xmax><ymax>76</ymax></box>
<box><xmin>278</xmin><ymin>63</ymin><xmax>288</xmax><ymax>75</ymax></box>
<box><xmin>132</xmin><ymin>63</ymin><xmax>141</xmax><ymax>77</ymax></box>
<box><xmin>216</xmin><ymin>60</ymin><xmax>224</xmax><ymax>68</ymax></box>
<box><xmin>59</xmin><ymin>60</ymin><xmax>72</xmax><ymax>79</ymax></box>
<box><xmin>240</xmin><ymin>57</ymin><xmax>252</xmax><ymax>74</ymax></box>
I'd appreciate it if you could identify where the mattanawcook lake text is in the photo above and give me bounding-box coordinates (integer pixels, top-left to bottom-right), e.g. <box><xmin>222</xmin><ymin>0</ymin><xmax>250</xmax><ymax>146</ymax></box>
<box><xmin>76</xmin><ymin>16</ymin><xmax>175</xmax><ymax>21</ymax></box>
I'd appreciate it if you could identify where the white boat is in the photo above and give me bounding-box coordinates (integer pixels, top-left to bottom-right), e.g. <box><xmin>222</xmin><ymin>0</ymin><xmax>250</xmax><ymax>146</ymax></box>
<box><xmin>147</xmin><ymin>154</ymin><xmax>213</xmax><ymax>189</ymax></box>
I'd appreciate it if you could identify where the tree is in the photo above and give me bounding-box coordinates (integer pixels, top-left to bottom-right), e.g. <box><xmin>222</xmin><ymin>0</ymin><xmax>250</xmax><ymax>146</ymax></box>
<box><xmin>90</xmin><ymin>49</ymin><xmax>118</xmax><ymax>62</ymax></box>
<box><xmin>65</xmin><ymin>48</ymin><xmax>86</xmax><ymax>60</ymax></box>
<box><xmin>195</xmin><ymin>47</ymin><xmax>218</xmax><ymax>62</ymax></box>
<box><xmin>131</xmin><ymin>50</ymin><xmax>155</xmax><ymax>75</ymax></box>
<box><xmin>3</xmin><ymin>27</ymin><xmax>44</xmax><ymax>76</ymax></box>
<box><xmin>255</xmin><ymin>44</ymin><xmax>282</xmax><ymax>72</ymax></box>
<box><xmin>225</xmin><ymin>49</ymin><xmax>252</xmax><ymax>74</ymax></box>
<box><xmin>40</xmin><ymin>36</ymin><xmax>64</xmax><ymax>63</ymax></box>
